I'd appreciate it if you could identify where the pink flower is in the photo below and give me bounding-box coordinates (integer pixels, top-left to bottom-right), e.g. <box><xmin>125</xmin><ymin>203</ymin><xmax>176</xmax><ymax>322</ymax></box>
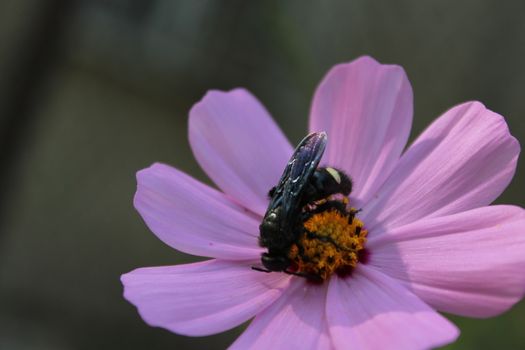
<box><xmin>121</xmin><ymin>56</ymin><xmax>525</xmax><ymax>349</ymax></box>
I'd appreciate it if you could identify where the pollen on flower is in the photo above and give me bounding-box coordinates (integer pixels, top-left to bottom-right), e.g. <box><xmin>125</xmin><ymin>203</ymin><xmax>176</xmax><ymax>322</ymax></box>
<box><xmin>288</xmin><ymin>202</ymin><xmax>367</xmax><ymax>281</ymax></box>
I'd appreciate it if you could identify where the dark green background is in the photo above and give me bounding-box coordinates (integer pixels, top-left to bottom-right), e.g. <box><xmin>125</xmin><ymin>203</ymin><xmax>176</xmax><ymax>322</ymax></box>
<box><xmin>0</xmin><ymin>1</ymin><xmax>523</xmax><ymax>349</ymax></box>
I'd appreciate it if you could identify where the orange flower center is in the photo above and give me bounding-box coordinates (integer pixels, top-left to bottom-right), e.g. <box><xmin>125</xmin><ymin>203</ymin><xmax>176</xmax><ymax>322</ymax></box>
<box><xmin>288</xmin><ymin>198</ymin><xmax>367</xmax><ymax>281</ymax></box>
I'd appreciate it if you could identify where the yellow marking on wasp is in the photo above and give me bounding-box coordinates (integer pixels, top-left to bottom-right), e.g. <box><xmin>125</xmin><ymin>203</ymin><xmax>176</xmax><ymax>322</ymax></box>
<box><xmin>288</xmin><ymin>206</ymin><xmax>367</xmax><ymax>281</ymax></box>
<box><xmin>325</xmin><ymin>167</ymin><xmax>341</xmax><ymax>184</ymax></box>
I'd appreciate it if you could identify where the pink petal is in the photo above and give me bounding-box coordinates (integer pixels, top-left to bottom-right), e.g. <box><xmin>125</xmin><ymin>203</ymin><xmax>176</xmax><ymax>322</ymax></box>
<box><xmin>189</xmin><ymin>88</ymin><xmax>293</xmax><ymax>216</ymax></box>
<box><xmin>368</xmin><ymin>205</ymin><xmax>525</xmax><ymax>317</ymax></box>
<box><xmin>362</xmin><ymin>102</ymin><xmax>520</xmax><ymax>231</ymax></box>
<box><xmin>121</xmin><ymin>260</ymin><xmax>291</xmax><ymax>336</ymax></box>
<box><xmin>135</xmin><ymin>163</ymin><xmax>262</xmax><ymax>260</ymax></box>
<box><xmin>230</xmin><ymin>280</ymin><xmax>332</xmax><ymax>350</ymax></box>
<box><xmin>309</xmin><ymin>56</ymin><xmax>413</xmax><ymax>203</ymax></box>
<box><xmin>327</xmin><ymin>266</ymin><xmax>459</xmax><ymax>350</ymax></box>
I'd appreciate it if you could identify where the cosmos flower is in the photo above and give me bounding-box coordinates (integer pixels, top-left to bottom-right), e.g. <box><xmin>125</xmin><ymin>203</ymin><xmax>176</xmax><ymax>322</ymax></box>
<box><xmin>121</xmin><ymin>56</ymin><xmax>525</xmax><ymax>349</ymax></box>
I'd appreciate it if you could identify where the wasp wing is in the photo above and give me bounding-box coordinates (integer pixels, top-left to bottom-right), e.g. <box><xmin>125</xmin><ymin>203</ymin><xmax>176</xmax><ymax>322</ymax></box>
<box><xmin>281</xmin><ymin>132</ymin><xmax>326</xmax><ymax>221</ymax></box>
<box><xmin>265</xmin><ymin>132</ymin><xmax>327</xmax><ymax>221</ymax></box>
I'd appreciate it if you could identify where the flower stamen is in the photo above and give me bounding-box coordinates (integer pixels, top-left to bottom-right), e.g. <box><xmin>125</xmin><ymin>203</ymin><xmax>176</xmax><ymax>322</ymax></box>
<box><xmin>288</xmin><ymin>199</ymin><xmax>367</xmax><ymax>281</ymax></box>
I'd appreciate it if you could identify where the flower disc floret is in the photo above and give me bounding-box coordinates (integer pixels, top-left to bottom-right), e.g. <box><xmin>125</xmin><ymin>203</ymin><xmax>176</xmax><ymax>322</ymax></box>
<box><xmin>288</xmin><ymin>199</ymin><xmax>367</xmax><ymax>281</ymax></box>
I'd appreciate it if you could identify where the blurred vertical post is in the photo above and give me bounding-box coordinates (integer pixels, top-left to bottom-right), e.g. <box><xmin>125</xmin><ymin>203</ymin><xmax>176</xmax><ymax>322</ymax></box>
<box><xmin>0</xmin><ymin>0</ymin><xmax>74</xmax><ymax>231</ymax></box>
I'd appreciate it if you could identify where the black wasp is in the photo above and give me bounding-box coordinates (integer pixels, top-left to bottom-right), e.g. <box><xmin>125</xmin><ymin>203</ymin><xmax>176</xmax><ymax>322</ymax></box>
<box><xmin>253</xmin><ymin>132</ymin><xmax>354</xmax><ymax>278</ymax></box>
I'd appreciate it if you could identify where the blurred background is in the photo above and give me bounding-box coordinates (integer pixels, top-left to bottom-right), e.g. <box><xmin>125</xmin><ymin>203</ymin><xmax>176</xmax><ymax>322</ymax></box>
<box><xmin>0</xmin><ymin>0</ymin><xmax>523</xmax><ymax>349</ymax></box>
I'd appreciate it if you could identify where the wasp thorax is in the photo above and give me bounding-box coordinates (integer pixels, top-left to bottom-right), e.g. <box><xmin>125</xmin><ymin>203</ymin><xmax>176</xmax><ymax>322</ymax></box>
<box><xmin>288</xmin><ymin>197</ymin><xmax>367</xmax><ymax>281</ymax></box>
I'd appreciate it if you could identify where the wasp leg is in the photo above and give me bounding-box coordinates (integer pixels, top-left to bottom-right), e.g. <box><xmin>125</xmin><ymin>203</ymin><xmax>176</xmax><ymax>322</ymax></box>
<box><xmin>348</xmin><ymin>207</ymin><xmax>363</xmax><ymax>223</ymax></box>
<box><xmin>251</xmin><ymin>266</ymin><xmax>271</xmax><ymax>273</ymax></box>
<box><xmin>305</xmin><ymin>230</ymin><xmax>352</xmax><ymax>252</ymax></box>
<box><xmin>293</xmin><ymin>238</ymin><xmax>311</xmax><ymax>262</ymax></box>
<box><xmin>301</xmin><ymin>200</ymin><xmax>348</xmax><ymax>222</ymax></box>
<box><xmin>284</xmin><ymin>269</ymin><xmax>323</xmax><ymax>283</ymax></box>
